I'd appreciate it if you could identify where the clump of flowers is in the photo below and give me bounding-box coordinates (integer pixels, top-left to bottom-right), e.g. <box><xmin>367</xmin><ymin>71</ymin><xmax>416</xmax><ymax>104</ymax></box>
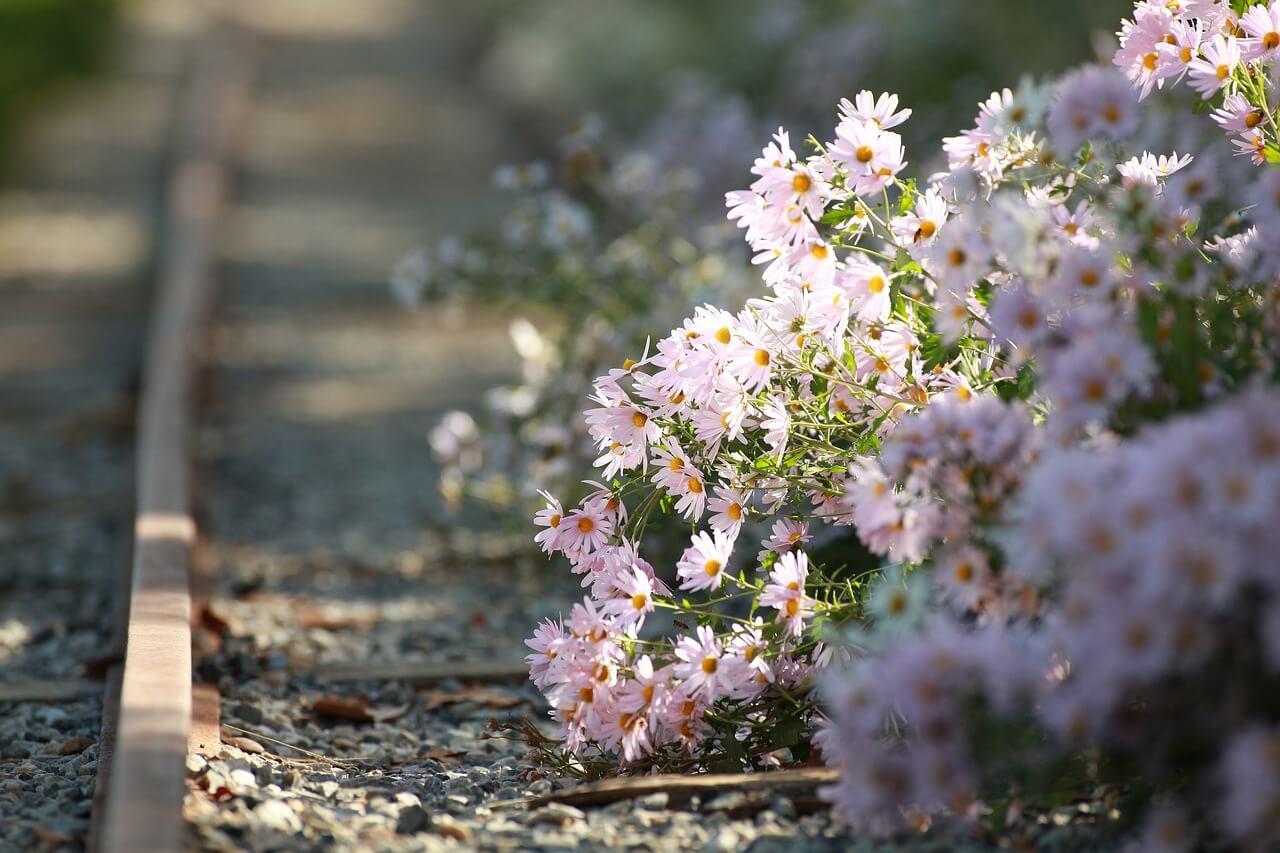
<box><xmin>523</xmin><ymin>0</ymin><xmax>1280</xmax><ymax>844</ymax></box>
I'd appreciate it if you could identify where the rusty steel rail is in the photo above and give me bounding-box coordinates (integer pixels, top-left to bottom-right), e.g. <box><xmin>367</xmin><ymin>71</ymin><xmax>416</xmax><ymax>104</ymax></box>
<box><xmin>98</xmin><ymin>15</ymin><xmax>254</xmax><ymax>853</ymax></box>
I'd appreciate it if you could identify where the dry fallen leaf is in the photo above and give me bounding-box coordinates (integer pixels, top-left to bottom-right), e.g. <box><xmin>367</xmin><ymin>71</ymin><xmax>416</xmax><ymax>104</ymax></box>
<box><xmin>311</xmin><ymin>694</ymin><xmax>410</xmax><ymax>723</ymax></box>
<box><xmin>197</xmin><ymin>603</ymin><xmax>244</xmax><ymax>637</ymax></box>
<box><xmin>294</xmin><ymin>600</ymin><xmax>378</xmax><ymax>631</ymax></box>
<box><xmin>421</xmin><ymin>685</ymin><xmax>525</xmax><ymax>710</ymax></box>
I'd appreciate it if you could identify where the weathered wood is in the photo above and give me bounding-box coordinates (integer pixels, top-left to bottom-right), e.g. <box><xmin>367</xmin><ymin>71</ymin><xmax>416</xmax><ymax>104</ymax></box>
<box><xmin>100</xmin><ymin>15</ymin><xmax>254</xmax><ymax>853</ymax></box>
<box><xmin>520</xmin><ymin>767</ymin><xmax>839</xmax><ymax>812</ymax></box>
<box><xmin>306</xmin><ymin>659</ymin><xmax>530</xmax><ymax>686</ymax></box>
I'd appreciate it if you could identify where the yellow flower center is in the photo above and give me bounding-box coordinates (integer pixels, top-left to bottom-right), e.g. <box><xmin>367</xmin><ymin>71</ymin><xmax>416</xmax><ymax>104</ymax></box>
<box><xmin>715</xmin><ymin>326</ymin><xmax>732</xmax><ymax>344</ymax></box>
<box><xmin>1267</xmin><ymin>32</ymin><xmax>1280</xmax><ymax>50</ymax></box>
<box><xmin>856</xmin><ymin>145</ymin><xmax>874</xmax><ymax>163</ymax></box>
<box><xmin>948</xmin><ymin>248</ymin><xmax>966</xmax><ymax>267</ymax></box>
<box><xmin>868</xmin><ymin>275</ymin><xmax>886</xmax><ymax>293</ymax></box>
<box><xmin>578</xmin><ymin>517</ymin><xmax>595</xmax><ymax>533</ymax></box>
<box><xmin>1216</xmin><ymin>64</ymin><xmax>1230</xmax><ymax>80</ymax></box>
<box><xmin>1080</xmin><ymin>269</ymin><xmax>1100</xmax><ymax>287</ymax></box>
<box><xmin>727</xmin><ymin>502</ymin><xmax>742</xmax><ymax>520</ymax></box>
<box><xmin>687</xmin><ymin>477</ymin><xmax>703</xmax><ymax>494</ymax></box>
<box><xmin>785</xmin><ymin>599</ymin><xmax>800</xmax><ymax>617</ymax></box>
<box><xmin>704</xmin><ymin>559</ymin><xmax>721</xmax><ymax>576</ymax></box>
<box><xmin>549</xmin><ymin>513</ymin><xmax>561</xmax><ymax>527</ymax></box>
<box><xmin>631</xmin><ymin>593</ymin><xmax>648</xmax><ymax>610</ymax></box>
<box><xmin>792</xmin><ymin>173</ymin><xmax>812</xmax><ymax>193</ymax></box>
<box><xmin>669</xmin><ymin>457</ymin><xmax>684</xmax><ymax>471</ymax></box>
<box><xmin>954</xmin><ymin>562</ymin><xmax>974</xmax><ymax>583</ymax></box>
<box><xmin>754</xmin><ymin>349</ymin><xmax>770</xmax><ymax>366</ymax></box>
<box><xmin>810</xmin><ymin>243</ymin><xmax>829</xmax><ymax>259</ymax></box>
<box><xmin>701</xmin><ymin>657</ymin><xmax>718</xmax><ymax>674</ymax></box>
<box><xmin>917</xmin><ymin>220</ymin><xmax>937</xmax><ymax>239</ymax></box>
<box><xmin>631</xmin><ymin>411</ymin><xmax>648</xmax><ymax>427</ymax></box>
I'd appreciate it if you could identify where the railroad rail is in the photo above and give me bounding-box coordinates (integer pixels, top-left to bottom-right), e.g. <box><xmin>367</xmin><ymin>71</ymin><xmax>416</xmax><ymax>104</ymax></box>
<box><xmin>97</xmin><ymin>14</ymin><xmax>255</xmax><ymax>852</ymax></box>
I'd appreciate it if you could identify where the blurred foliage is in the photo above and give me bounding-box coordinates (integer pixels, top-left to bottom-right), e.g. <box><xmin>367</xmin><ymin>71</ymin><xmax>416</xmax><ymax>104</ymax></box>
<box><xmin>0</xmin><ymin>0</ymin><xmax>116</xmax><ymax>166</ymax></box>
<box><xmin>468</xmin><ymin>0</ymin><xmax>1132</xmax><ymax>146</ymax></box>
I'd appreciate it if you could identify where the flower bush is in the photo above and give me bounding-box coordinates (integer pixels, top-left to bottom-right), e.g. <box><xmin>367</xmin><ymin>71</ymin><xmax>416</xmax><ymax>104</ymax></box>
<box><xmin>522</xmin><ymin>0</ymin><xmax>1280</xmax><ymax>845</ymax></box>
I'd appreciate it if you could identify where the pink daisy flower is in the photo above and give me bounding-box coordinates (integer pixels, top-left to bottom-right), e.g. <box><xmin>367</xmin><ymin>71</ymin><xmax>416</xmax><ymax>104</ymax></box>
<box><xmin>676</xmin><ymin>530</ymin><xmax>734</xmax><ymax>592</ymax></box>
<box><xmin>758</xmin><ymin>550</ymin><xmax>814</xmax><ymax>636</ymax></box>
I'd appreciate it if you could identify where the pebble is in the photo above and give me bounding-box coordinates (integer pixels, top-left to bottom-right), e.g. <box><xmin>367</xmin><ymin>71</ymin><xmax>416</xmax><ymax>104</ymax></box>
<box><xmin>254</xmin><ymin>799</ymin><xmax>304</xmax><ymax>834</ymax></box>
<box><xmin>395</xmin><ymin>804</ymin><xmax>428</xmax><ymax>835</ymax></box>
<box><xmin>530</xmin><ymin>803</ymin><xmax>586</xmax><ymax>827</ymax></box>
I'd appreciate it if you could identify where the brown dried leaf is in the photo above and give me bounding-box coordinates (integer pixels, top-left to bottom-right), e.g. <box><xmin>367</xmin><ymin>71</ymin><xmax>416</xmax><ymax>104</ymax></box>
<box><xmin>311</xmin><ymin>694</ymin><xmax>409</xmax><ymax>723</ymax></box>
<box><xmin>198</xmin><ymin>603</ymin><xmax>244</xmax><ymax>636</ymax></box>
<box><xmin>294</xmin><ymin>600</ymin><xmax>377</xmax><ymax>631</ymax></box>
<box><xmin>421</xmin><ymin>685</ymin><xmax>524</xmax><ymax>710</ymax></box>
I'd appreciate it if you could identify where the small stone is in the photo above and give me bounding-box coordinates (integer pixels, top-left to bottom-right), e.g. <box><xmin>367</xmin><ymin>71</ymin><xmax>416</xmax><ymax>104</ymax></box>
<box><xmin>229</xmin><ymin>769</ymin><xmax>257</xmax><ymax>788</ymax></box>
<box><xmin>254</xmin><ymin>799</ymin><xmax>303</xmax><ymax>834</ymax></box>
<box><xmin>704</xmin><ymin>791</ymin><xmax>750</xmax><ymax>813</ymax></box>
<box><xmin>231</xmin><ymin>702</ymin><xmax>265</xmax><ymax>726</ymax></box>
<box><xmin>527</xmin><ymin>779</ymin><xmax>553</xmax><ymax>796</ymax></box>
<box><xmin>770</xmin><ymin>796</ymin><xmax>796</xmax><ymax>820</ymax></box>
<box><xmin>530</xmin><ymin>802</ymin><xmax>586</xmax><ymax>828</ymax></box>
<box><xmin>431</xmin><ymin>814</ymin><xmax>472</xmax><ymax>842</ymax></box>
<box><xmin>703</xmin><ymin>826</ymin><xmax>740</xmax><ymax>852</ymax></box>
<box><xmin>636</xmin><ymin>792</ymin><xmax>669</xmax><ymax>809</ymax></box>
<box><xmin>186</xmin><ymin>754</ymin><xmax>208</xmax><ymax>775</ymax></box>
<box><xmin>395</xmin><ymin>804</ymin><xmax>428</xmax><ymax>835</ymax></box>
<box><xmin>227</xmin><ymin>736</ymin><xmax>265</xmax><ymax>755</ymax></box>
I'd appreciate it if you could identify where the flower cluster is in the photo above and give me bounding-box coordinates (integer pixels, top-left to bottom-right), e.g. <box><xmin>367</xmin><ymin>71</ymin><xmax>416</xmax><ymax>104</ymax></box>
<box><xmin>519</xmin><ymin>0</ymin><xmax>1280</xmax><ymax>844</ymax></box>
<box><xmin>823</xmin><ymin>388</ymin><xmax>1280</xmax><ymax>840</ymax></box>
<box><xmin>1115</xmin><ymin>0</ymin><xmax>1280</xmax><ymax>165</ymax></box>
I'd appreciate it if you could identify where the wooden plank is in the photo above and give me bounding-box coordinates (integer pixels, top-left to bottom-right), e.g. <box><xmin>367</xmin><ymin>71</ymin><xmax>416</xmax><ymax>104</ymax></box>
<box><xmin>305</xmin><ymin>659</ymin><xmax>530</xmax><ymax>686</ymax></box>
<box><xmin>100</xmin><ymin>16</ymin><xmax>254</xmax><ymax>853</ymax></box>
<box><xmin>519</xmin><ymin>767</ymin><xmax>839</xmax><ymax>811</ymax></box>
